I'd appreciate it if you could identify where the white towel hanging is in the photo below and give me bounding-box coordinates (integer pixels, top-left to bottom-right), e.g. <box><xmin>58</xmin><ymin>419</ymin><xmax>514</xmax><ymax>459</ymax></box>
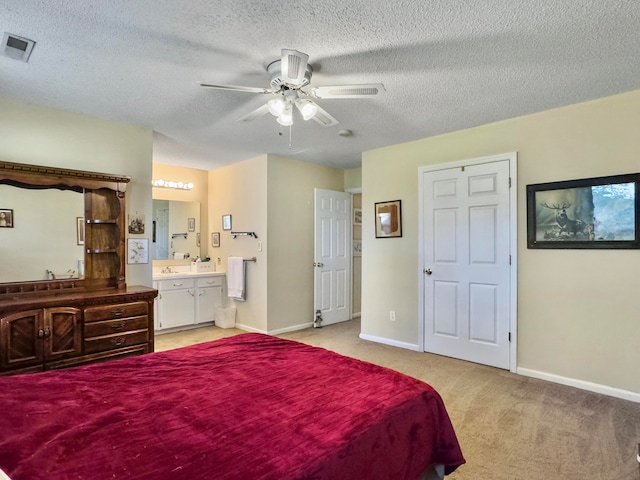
<box><xmin>227</xmin><ymin>257</ymin><xmax>245</xmax><ymax>301</ymax></box>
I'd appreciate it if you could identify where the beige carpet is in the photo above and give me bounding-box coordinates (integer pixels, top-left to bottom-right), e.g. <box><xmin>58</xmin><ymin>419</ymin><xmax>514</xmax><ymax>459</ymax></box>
<box><xmin>155</xmin><ymin>319</ymin><xmax>640</xmax><ymax>480</ymax></box>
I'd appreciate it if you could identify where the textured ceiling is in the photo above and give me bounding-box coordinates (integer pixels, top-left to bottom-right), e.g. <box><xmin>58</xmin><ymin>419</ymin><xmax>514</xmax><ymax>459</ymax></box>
<box><xmin>2</xmin><ymin>1</ymin><xmax>640</xmax><ymax>171</ymax></box>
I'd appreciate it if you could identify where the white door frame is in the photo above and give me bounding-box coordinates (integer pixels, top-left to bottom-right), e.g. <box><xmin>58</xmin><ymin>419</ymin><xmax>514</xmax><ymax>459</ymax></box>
<box><xmin>418</xmin><ymin>152</ymin><xmax>518</xmax><ymax>373</ymax></box>
<box><xmin>346</xmin><ymin>187</ymin><xmax>362</xmax><ymax>319</ymax></box>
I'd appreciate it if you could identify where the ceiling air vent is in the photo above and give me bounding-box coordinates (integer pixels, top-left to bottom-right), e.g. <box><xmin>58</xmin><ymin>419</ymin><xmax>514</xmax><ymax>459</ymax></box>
<box><xmin>2</xmin><ymin>32</ymin><xmax>36</xmax><ymax>62</ymax></box>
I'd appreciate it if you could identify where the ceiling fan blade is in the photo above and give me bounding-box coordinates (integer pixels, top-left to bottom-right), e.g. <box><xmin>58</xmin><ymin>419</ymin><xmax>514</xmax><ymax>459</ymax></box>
<box><xmin>311</xmin><ymin>83</ymin><xmax>385</xmax><ymax>99</ymax></box>
<box><xmin>238</xmin><ymin>103</ymin><xmax>270</xmax><ymax>122</ymax></box>
<box><xmin>199</xmin><ymin>83</ymin><xmax>272</xmax><ymax>94</ymax></box>
<box><xmin>280</xmin><ymin>49</ymin><xmax>309</xmax><ymax>86</ymax></box>
<box><xmin>310</xmin><ymin>103</ymin><xmax>339</xmax><ymax>127</ymax></box>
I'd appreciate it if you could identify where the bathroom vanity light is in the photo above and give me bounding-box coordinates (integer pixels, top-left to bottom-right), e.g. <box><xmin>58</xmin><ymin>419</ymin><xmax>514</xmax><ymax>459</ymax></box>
<box><xmin>151</xmin><ymin>179</ymin><xmax>194</xmax><ymax>190</ymax></box>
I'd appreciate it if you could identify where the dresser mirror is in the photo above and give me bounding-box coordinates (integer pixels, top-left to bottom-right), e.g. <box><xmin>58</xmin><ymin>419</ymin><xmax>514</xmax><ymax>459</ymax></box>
<box><xmin>0</xmin><ymin>160</ymin><xmax>129</xmax><ymax>294</ymax></box>
<box><xmin>152</xmin><ymin>199</ymin><xmax>201</xmax><ymax>260</ymax></box>
<box><xmin>0</xmin><ymin>184</ymin><xmax>85</xmax><ymax>283</ymax></box>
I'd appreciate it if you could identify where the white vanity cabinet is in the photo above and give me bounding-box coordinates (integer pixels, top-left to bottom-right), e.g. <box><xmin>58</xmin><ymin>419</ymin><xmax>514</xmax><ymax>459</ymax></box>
<box><xmin>195</xmin><ymin>276</ymin><xmax>224</xmax><ymax>324</ymax></box>
<box><xmin>155</xmin><ymin>277</ymin><xmax>196</xmax><ymax>331</ymax></box>
<box><xmin>154</xmin><ymin>273</ymin><xmax>225</xmax><ymax>333</ymax></box>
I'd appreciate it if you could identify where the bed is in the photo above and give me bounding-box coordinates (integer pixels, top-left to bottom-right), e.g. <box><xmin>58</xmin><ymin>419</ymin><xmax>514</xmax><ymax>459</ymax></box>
<box><xmin>0</xmin><ymin>333</ymin><xmax>464</xmax><ymax>480</ymax></box>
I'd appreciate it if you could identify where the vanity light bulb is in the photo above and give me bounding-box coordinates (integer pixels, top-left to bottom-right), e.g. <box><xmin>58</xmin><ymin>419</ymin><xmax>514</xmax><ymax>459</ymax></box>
<box><xmin>186</xmin><ymin>183</ymin><xmax>194</xmax><ymax>189</ymax></box>
<box><xmin>177</xmin><ymin>181</ymin><xmax>184</xmax><ymax>189</ymax></box>
<box><xmin>167</xmin><ymin>181</ymin><xmax>176</xmax><ymax>188</ymax></box>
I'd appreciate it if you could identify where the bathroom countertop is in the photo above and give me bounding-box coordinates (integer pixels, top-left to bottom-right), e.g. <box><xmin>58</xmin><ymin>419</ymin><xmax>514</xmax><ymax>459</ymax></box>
<box><xmin>152</xmin><ymin>270</ymin><xmax>225</xmax><ymax>281</ymax></box>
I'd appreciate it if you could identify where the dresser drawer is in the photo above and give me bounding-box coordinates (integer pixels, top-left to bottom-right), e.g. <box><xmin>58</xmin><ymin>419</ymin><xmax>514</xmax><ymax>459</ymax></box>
<box><xmin>197</xmin><ymin>276</ymin><xmax>223</xmax><ymax>288</ymax></box>
<box><xmin>84</xmin><ymin>330</ymin><xmax>149</xmax><ymax>354</ymax></box>
<box><xmin>84</xmin><ymin>315</ymin><xmax>149</xmax><ymax>338</ymax></box>
<box><xmin>157</xmin><ymin>278</ymin><xmax>196</xmax><ymax>291</ymax></box>
<box><xmin>84</xmin><ymin>301</ymin><xmax>148</xmax><ymax>322</ymax></box>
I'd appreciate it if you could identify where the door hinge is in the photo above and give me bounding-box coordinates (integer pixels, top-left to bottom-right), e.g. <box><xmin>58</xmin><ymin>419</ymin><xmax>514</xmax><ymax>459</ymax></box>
<box><xmin>461</xmin><ymin>166</ymin><xmax>465</xmax><ymax>172</ymax></box>
<box><xmin>509</xmin><ymin>255</ymin><xmax>511</xmax><ymax>265</ymax></box>
<box><xmin>508</xmin><ymin>177</ymin><xmax>512</xmax><ymax>188</ymax></box>
<box><xmin>508</xmin><ymin>332</ymin><xmax>511</xmax><ymax>342</ymax></box>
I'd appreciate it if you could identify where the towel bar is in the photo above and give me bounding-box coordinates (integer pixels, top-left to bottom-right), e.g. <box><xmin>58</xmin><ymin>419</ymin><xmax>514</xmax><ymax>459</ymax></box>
<box><xmin>231</xmin><ymin>231</ymin><xmax>257</xmax><ymax>239</ymax></box>
<box><xmin>243</xmin><ymin>257</ymin><xmax>257</xmax><ymax>263</ymax></box>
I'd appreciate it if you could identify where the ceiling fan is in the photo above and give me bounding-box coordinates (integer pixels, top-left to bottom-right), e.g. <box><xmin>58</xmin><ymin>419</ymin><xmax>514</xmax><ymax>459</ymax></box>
<box><xmin>199</xmin><ymin>49</ymin><xmax>385</xmax><ymax>128</ymax></box>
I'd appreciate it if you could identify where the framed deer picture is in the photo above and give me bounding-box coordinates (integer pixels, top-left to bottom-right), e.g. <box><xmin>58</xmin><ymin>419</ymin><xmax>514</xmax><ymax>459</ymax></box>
<box><xmin>527</xmin><ymin>173</ymin><xmax>640</xmax><ymax>249</ymax></box>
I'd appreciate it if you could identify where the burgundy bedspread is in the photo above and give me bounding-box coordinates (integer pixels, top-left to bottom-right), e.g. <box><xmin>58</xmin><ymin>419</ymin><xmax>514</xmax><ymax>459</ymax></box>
<box><xmin>0</xmin><ymin>334</ymin><xmax>464</xmax><ymax>480</ymax></box>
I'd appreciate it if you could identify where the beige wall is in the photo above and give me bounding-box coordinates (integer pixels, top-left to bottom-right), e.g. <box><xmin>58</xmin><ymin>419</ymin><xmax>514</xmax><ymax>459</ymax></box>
<box><xmin>209</xmin><ymin>155</ymin><xmax>269</xmax><ymax>331</ymax></box>
<box><xmin>362</xmin><ymin>89</ymin><xmax>640</xmax><ymax>395</ymax></box>
<box><xmin>208</xmin><ymin>154</ymin><xmax>343</xmax><ymax>333</ymax></box>
<box><xmin>0</xmin><ymin>96</ymin><xmax>154</xmax><ymax>287</ymax></box>
<box><xmin>267</xmin><ymin>155</ymin><xmax>344</xmax><ymax>332</ymax></box>
<box><xmin>344</xmin><ymin>167</ymin><xmax>362</xmax><ymax>190</ymax></box>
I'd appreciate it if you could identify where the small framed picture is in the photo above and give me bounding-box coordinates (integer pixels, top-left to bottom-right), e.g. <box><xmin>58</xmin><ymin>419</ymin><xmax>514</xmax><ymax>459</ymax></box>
<box><xmin>222</xmin><ymin>214</ymin><xmax>232</xmax><ymax>231</ymax></box>
<box><xmin>212</xmin><ymin>232</ymin><xmax>221</xmax><ymax>247</ymax></box>
<box><xmin>0</xmin><ymin>209</ymin><xmax>14</xmax><ymax>228</ymax></box>
<box><xmin>353</xmin><ymin>240</ymin><xmax>362</xmax><ymax>256</ymax></box>
<box><xmin>127</xmin><ymin>238</ymin><xmax>149</xmax><ymax>264</ymax></box>
<box><xmin>76</xmin><ymin>217</ymin><xmax>85</xmax><ymax>245</ymax></box>
<box><xmin>188</xmin><ymin>217</ymin><xmax>195</xmax><ymax>232</ymax></box>
<box><xmin>375</xmin><ymin>200</ymin><xmax>402</xmax><ymax>238</ymax></box>
<box><xmin>128</xmin><ymin>213</ymin><xmax>145</xmax><ymax>234</ymax></box>
<box><xmin>353</xmin><ymin>208</ymin><xmax>362</xmax><ymax>225</ymax></box>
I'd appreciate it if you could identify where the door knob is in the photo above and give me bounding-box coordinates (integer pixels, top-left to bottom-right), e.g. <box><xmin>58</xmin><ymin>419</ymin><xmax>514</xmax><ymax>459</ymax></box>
<box><xmin>424</xmin><ymin>268</ymin><xmax>433</xmax><ymax>275</ymax></box>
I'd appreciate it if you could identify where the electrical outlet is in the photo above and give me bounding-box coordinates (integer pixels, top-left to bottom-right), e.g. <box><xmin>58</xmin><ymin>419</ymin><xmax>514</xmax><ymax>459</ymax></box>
<box><xmin>390</xmin><ymin>310</ymin><xmax>396</xmax><ymax>321</ymax></box>
<box><xmin>258</xmin><ymin>241</ymin><xmax>262</xmax><ymax>252</ymax></box>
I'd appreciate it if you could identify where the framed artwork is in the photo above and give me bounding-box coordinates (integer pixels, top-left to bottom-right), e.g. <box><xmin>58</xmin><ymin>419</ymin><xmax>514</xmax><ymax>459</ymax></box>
<box><xmin>127</xmin><ymin>238</ymin><xmax>149</xmax><ymax>264</ymax></box>
<box><xmin>0</xmin><ymin>208</ymin><xmax>13</xmax><ymax>228</ymax></box>
<box><xmin>128</xmin><ymin>214</ymin><xmax>145</xmax><ymax>234</ymax></box>
<box><xmin>222</xmin><ymin>214</ymin><xmax>232</xmax><ymax>231</ymax></box>
<box><xmin>353</xmin><ymin>240</ymin><xmax>362</xmax><ymax>256</ymax></box>
<box><xmin>353</xmin><ymin>208</ymin><xmax>362</xmax><ymax>225</ymax></box>
<box><xmin>188</xmin><ymin>217</ymin><xmax>195</xmax><ymax>232</ymax></box>
<box><xmin>212</xmin><ymin>232</ymin><xmax>221</xmax><ymax>247</ymax></box>
<box><xmin>527</xmin><ymin>173</ymin><xmax>639</xmax><ymax>249</ymax></box>
<box><xmin>76</xmin><ymin>217</ymin><xmax>85</xmax><ymax>245</ymax></box>
<box><xmin>374</xmin><ymin>200</ymin><xmax>402</xmax><ymax>238</ymax></box>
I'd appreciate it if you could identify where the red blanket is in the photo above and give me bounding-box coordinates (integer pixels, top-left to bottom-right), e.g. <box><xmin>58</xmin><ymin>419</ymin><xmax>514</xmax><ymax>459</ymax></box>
<box><xmin>0</xmin><ymin>334</ymin><xmax>464</xmax><ymax>479</ymax></box>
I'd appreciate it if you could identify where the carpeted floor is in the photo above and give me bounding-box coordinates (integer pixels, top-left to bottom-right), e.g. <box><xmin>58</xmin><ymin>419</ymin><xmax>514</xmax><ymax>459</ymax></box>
<box><xmin>155</xmin><ymin>319</ymin><xmax>640</xmax><ymax>480</ymax></box>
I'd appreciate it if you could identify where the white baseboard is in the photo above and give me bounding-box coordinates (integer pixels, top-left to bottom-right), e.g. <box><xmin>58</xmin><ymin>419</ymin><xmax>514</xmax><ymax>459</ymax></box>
<box><xmin>359</xmin><ymin>333</ymin><xmax>421</xmax><ymax>352</ymax></box>
<box><xmin>268</xmin><ymin>322</ymin><xmax>314</xmax><ymax>335</ymax></box>
<box><xmin>517</xmin><ymin>367</ymin><xmax>640</xmax><ymax>403</ymax></box>
<box><xmin>233</xmin><ymin>323</ymin><xmax>266</xmax><ymax>334</ymax></box>
<box><xmin>234</xmin><ymin>322</ymin><xmax>314</xmax><ymax>336</ymax></box>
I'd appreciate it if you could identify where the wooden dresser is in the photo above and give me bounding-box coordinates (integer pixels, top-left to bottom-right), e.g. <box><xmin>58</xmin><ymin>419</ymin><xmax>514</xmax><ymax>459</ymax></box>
<box><xmin>0</xmin><ymin>160</ymin><xmax>158</xmax><ymax>376</ymax></box>
<box><xmin>0</xmin><ymin>286</ymin><xmax>156</xmax><ymax>375</ymax></box>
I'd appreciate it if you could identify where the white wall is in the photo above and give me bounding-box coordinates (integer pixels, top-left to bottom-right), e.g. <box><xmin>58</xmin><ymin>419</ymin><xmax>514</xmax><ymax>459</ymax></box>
<box><xmin>0</xmin><ymin>96</ymin><xmax>154</xmax><ymax>287</ymax></box>
<box><xmin>362</xmin><ymin>89</ymin><xmax>640</xmax><ymax>395</ymax></box>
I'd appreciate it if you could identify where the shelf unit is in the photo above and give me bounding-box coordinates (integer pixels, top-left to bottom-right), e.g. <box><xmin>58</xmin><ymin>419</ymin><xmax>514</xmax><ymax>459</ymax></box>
<box><xmin>0</xmin><ymin>160</ymin><xmax>158</xmax><ymax>375</ymax></box>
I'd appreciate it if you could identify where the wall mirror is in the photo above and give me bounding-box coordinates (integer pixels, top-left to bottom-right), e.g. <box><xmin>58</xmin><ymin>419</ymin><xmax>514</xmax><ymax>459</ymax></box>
<box><xmin>152</xmin><ymin>199</ymin><xmax>201</xmax><ymax>260</ymax></box>
<box><xmin>0</xmin><ymin>184</ymin><xmax>85</xmax><ymax>283</ymax></box>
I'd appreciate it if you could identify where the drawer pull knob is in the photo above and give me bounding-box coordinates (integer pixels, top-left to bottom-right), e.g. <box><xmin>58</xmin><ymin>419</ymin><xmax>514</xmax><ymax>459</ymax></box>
<box><xmin>111</xmin><ymin>309</ymin><xmax>125</xmax><ymax>317</ymax></box>
<box><xmin>111</xmin><ymin>322</ymin><xmax>125</xmax><ymax>331</ymax></box>
<box><xmin>110</xmin><ymin>336</ymin><xmax>126</xmax><ymax>347</ymax></box>
<box><xmin>37</xmin><ymin>329</ymin><xmax>45</xmax><ymax>339</ymax></box>
<box><xmin>43</xmin><ymin>327</ymin><xmax>50</xmax><ymax>338</ymax></box>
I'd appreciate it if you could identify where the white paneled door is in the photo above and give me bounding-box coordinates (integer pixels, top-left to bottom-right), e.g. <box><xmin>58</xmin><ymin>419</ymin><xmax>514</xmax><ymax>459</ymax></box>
<box><xmin>314</xmin><ymin>188</ymin><xmax>351</xmax><ymax>326</ymax></box>
<box><xmin>422</xmin><ymin>158</ymin><xmax>513</xmax><ymax>369</ymax></box>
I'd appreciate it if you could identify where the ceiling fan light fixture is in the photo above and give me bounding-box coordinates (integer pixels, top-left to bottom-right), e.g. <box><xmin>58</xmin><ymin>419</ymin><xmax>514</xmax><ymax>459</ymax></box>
<box><xmin>296</xmin><ymin>99</ymin><xmax>318</xmax><ymax>121</ymax></box>
<box><xmin>267</xmin><ymin>97</ymin><xmax>286</xmax><ymax>116</ymax></box>
<box><xmin>277</xmin><ymin>106</ymin><xmax>293</xmax><ymax>126</ymax></box>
